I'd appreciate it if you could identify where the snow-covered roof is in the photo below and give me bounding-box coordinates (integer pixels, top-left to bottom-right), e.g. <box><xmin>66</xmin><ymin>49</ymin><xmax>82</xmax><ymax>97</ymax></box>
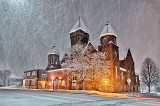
<box><xmin>99</xmin><ymin>22</ymin><xmax>117</xmax><ymax>39</ymax></box>
<box><xmin>69</xmin><ymin>17</ymin><xmax>89</xmax><ymax>34</ymax></box>
<box><xmin>48</xmin><ymin>68</ymin><xmax>68</xmax><ymax>72</ymax></box>
<box><xmin>135</xmin><ymin>73</ymin><xmax>139</xmax><ymax>76</ymax></box>
<box><xmin>119</xmin><ymin>49</ymin><xmax>128</xmax><ymax>60</ymax></box>
<box><xmin>83</xmin><ymin>41</ymin><xmax>97</xmax><ymax>54</ymax></box>
<box><xmin>108</xmin><ymin>41</ymin><xmax>114</xmax><ymax>44</ymax></box>
<box><xmin>48</xmin><ymin>45</ymin><xmax>59</xmax><ymax>55</ymax></box>
<box><xmin>120</xmin><ymin>67</ymin><xmax>127</xmax><ymax>72</ymax></box>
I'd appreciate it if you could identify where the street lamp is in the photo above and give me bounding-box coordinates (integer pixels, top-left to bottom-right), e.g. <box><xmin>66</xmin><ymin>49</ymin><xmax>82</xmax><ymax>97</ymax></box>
<box><xmin>103</xmin><ymin>79</ymin><xmax>109</xmax><ymax>84</ymax></box>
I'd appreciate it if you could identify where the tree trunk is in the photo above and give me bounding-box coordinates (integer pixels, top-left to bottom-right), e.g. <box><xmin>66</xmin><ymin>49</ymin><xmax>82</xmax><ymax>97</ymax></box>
<box><xmin>148</xmin><ymin>85</ymin><xmax>150</xmax><ymax>93</ymax></box>
<box><xmin>82</xmin><ymin>69</ymin><xmax>85</xmax><ymax>90</ymax></box>
<box><xmin>82</xmin><ymin>79</ymin><xmax>84</xmax><ymax>90</ymax></box>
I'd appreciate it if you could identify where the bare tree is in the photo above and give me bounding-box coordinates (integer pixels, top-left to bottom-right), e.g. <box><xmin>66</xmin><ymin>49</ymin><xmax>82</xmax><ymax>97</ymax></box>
<box><xmin>0</xmin><ymin>70</ymin><xmax>11</xmax><ymax>87</ymax></box>
<box><xmin>0</xmin><ymin>70</ymin><xmax>2</xmax><ymax>86</ymax></box>
<box><xmin>62</xmin><ymin>44</ymin><xmax>109</xmax><ymax>90</ymax></box>
<box><xmin>141</xmin><ymin>58</ymin><xmax>160</xmax><ymax>93</ymax></box>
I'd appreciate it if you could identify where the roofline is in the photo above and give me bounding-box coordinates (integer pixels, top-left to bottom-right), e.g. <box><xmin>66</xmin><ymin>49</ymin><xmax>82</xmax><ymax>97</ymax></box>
<box><xmin>47</xmin><ymin>68</ymin><xmax>69</xmax><ymax>72</ymax></box>
<box><xmin>24</xmin><ymin>69</ymin><xmax>44</xmax><ymax>73</ymax></box>
<box><xmin>99</xmin><ymin>33</ymin><xmax>117</xmax><ymax>39</ymax></box>
<box><xmin>69</xmin><ymin>27</ymin><xmax>89</xmax><ymax>34</ymax></box>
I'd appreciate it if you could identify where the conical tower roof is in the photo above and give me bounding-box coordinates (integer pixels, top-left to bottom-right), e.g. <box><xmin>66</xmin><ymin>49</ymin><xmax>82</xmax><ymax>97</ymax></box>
<box><xmin>99</xmin><ymin>21</ymin><xmax>117</xmax><ymax>39</ymax></box>
<box><xmin>48</xmin><ymin>45</ymin><xmax>59</xmax><ymax>55</ymax></box>
<box><xmin>69</xmin><ymin>17</ymin><xmax>89</xmax><ymax>34</ymax></box>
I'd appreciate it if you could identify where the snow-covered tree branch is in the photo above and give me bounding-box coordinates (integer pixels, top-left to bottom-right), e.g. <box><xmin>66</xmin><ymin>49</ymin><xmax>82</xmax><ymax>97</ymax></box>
<box><xmin>141</xmin><ymin>57</ymin><xmax>160</xmax><ymax>93</ymax></box>
<box><xmin>61</xmin><ymin>44</ymin><xmax>110</xmax><ymax>90</ymax></box>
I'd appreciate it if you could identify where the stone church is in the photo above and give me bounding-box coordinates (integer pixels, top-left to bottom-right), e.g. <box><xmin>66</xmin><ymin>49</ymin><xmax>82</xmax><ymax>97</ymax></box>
<box><xmin>23</xmin><ymin>18</ymin><xmax>140</xmax><ymax>92</ymax></box>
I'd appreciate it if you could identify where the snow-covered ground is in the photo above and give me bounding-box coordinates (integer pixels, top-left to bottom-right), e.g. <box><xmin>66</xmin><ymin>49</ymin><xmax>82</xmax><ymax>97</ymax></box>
<box><xmin>0</xmin><ymin>89</ymin><xmax>160</xmax><ymax>106</ymax></box>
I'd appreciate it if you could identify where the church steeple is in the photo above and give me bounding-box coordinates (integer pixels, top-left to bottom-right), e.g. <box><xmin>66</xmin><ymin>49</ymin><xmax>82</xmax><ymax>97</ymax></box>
<box><xmin>99</xmin><ymin>21</ymin><xmax>117</xmax><ymax>45</ymax></box>
<box><xmin>100</xmin><ymin>21</ymin><xmax>117</xmax><ymax>39</ymax></box>
<box><xmin>47</xmin><ymin>45</ymin><xmax>61</xmax><ymax>70</ymax></box>
<box><xmin>70</xmin><ymin>17</ymin><xmax>89</xmax><ymax>47</ymax></box>
<box><xmin>70</xmin><ymin>16</ymin><xmax>89</xmax><ymax>34</ymax></box>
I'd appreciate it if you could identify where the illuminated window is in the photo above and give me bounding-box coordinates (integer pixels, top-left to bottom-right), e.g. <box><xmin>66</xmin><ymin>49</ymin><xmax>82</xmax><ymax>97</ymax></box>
<box><xmin>72</xmin><ymin>73</ymin><xmax>77</xmax><ymax>80</ymax></box>
<box><xmin>121</xmin><ymin>72</ymin><xmax>123</xmax><ymax>79</ymax></box>
<box><xmin>115</xmin><ymin>66</ymin><xmax>117</xmax><ymax>78</ymax></box>
<box><xmin>49</xmin><ymin>82</ymin><xmax>52</xmax><ymax>85</ymax></box>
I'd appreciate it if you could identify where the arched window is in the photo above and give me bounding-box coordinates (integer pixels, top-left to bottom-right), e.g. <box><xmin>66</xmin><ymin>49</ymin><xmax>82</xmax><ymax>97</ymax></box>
<box><xmin>103</xmin><ymin>38</ymin><xmax>106</xmax><ymax>45</ymax></box>
<box><xmin>104</xmin><ymin>52</ymin><xmax>107</xmax><ymax>56</ymax></box>
<box><xmin>114</xmin><ymin>52</ymin><xmax>117</xmax><ymax>57</ymax></box>
<box><xmin>114</xmin><ymin>38</ymin><xmax>117</xmax><ymax>45</ymax></box>
<box><xmin>115</xmin><ymin>66</ymin><xmax>117</xmax><ymax>78</ymax></box>
<box><xmin>51</xmin><ymin>56</ymin><xmax>54</xmax><ymax>64</ymax></box>
<box><xmin>121</xmin><ymin>72</ymin><xmax>123</xmax><ymax>80</ymax></box>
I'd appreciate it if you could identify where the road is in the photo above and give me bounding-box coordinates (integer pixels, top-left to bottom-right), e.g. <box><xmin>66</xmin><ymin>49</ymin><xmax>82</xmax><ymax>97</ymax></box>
<box><xmin>0</xmin><ymin>89</ymin><xmax>160</xmax><ymax>106</ymax></box>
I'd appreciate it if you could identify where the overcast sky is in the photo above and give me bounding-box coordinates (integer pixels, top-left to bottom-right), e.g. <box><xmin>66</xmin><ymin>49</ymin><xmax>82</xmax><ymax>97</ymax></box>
<box><xmin>0</xmin><ymin>0</ymin><xmax>160</xmax><ymax>76</ymax></box>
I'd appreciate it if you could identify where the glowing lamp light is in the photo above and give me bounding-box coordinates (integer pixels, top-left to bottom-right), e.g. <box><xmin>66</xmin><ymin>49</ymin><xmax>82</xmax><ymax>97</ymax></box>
<box><xmin>61</xmin><ymin>80</ymin><xmax>65</xmax><ymax>86</ymax></box>
<box><xmin>103</xmin><ymin>79</ymin><xmax>109</xmax><ymax>84</ymax></box>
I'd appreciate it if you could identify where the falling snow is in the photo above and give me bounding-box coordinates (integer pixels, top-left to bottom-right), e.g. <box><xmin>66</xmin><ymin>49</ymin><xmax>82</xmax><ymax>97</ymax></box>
<box><xmin>0</xmin><ymin>0</ymin><xmax>160</xmax><ymax>76</ymax></box>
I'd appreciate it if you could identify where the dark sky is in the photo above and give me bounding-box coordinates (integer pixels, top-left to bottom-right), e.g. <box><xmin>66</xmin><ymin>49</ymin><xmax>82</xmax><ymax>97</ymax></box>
<box><xmin>0</xmin><ymin>0</ymin><xmax>160</xmax><ymax>76</ymax></box>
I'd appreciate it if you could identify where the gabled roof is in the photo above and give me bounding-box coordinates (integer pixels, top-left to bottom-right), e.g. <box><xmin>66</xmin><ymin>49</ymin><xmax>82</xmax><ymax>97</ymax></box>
<box><xmin>119</xmin><ymin>49</ymin><xmax>128</xmax><ymax>60</ymax></box>
<box><xmin>99</xmin><ymin>21</ymin><xmax>117</xmax><ymax>39</ymax></box>
<box><xmin>83</xmin><ymin>41</ymin><xmax>97</xmax><ymax>55</ymax></box>
<box><xmin>48</xmin><ymin>45</ymin><xmax>59</xmax><ymax>55</ymax></box>
<box><xmin>69</xmin><ymin>17</ymin><xmax>89</xmax><ymax>34</ymax></box>
<box><xmin>125</xmin><ymin>49</ymin><xmax>134</xmax><ymax>64</ymax></box>
<box><xmin>61</xmin><ymin>53</ymin><xmax>69</xmax><ymax>63</ymax></box>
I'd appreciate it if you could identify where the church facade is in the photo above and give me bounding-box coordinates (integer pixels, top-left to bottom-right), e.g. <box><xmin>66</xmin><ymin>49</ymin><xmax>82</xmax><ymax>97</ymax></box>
<box><xmin>23</xmin><ymin>18</ymin><xmax>140</xmax><ymax>92</ymax></box>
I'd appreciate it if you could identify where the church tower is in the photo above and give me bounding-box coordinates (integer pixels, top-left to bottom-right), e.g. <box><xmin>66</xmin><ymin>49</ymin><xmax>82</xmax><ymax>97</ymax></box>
<box><xmin>98</xmin><ymin>22</ymin><xmax>120</xmax><ymax>92</ymax></box>
<box><xmin>69</xmin><ymin>17</ymin><xmax>89</xmax><ymax>47</ymax></box>
<box><xmin>46</xmin><ymin>45</ymin><xmax>61</xmax><ymax>70</ymax></box>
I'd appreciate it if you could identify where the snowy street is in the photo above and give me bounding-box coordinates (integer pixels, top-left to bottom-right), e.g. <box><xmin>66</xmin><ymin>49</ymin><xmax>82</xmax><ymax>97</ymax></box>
<box><xmin>0</xmin><ymin>89</ymin><xmax>160</xmax><ymax>106</ymax></box>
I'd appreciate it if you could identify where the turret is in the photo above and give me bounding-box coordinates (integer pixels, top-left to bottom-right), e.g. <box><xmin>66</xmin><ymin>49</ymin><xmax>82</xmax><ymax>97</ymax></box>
<box><xmin>98</xmin><ymin>22</ymin><xmax>120</xmax><ymax>92</ymax></box>
<box><xmin>99</xmin><ymin>21</ymin><xmax>117</xmax><ymax>46</ymax></box>
<box><xmin>46</xmin><ymin>45</ymin><xmax>61</xmax><ymax>70</ymax></box>
<box><xmin>69</xmin><ymin>17</ymin><xmax>89</xmax><ymax>47</ymax></box>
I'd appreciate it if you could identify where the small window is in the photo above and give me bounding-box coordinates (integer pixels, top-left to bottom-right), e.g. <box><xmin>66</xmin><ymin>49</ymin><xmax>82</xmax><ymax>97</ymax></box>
<box><xmin>32</xmin><ymin>71</ymin><xmax>36</xmax><ymax>76</ymax></box>
<box><xmin>103</xmin><ymin>38</ymin><xmax>106</xmax><ymax>45</ymax></box>
<box><xmin>115</xmin><ymin>66</ymin><xmax>117</xmax><ymax>78</ymax></box>
<box><xmin>114</xmin><ymin>52</ymin><xmax>117</xmax><ymax>57</ymax></box>
<box><xmin>42</xmin><ymin>74</ymin><xmax>47</xmax><ymax>78</ymax></box>
<box><xmin>31</xmin><ymin>80</ymin><xmax>35</xmax><ymax>85</ymax></box>
<box><xmin>24</xmin><ymin>73</ymin><xmax>26</xmax><ymax>77</ymax></box>
<box><xmin>25</xmin><ymin>80</ymin><xmax>30</xmax><ymax>85</ymax></box>
<box><xmin>27</xmin><ymin>72</ymin><xmax>30</xmax><ymax>76</ymax></box>
<box><xmin>121</xmin><ymin>72</ymin><xmax>123</xmax><ymax>80</ymax></box>
<box><xmin>51</xmin><ymin>56</ymin><xmax>55</xmax><ymax>64</ymax></box>
<box><xmin>104</xmin><ymin>52</ymin><xmax>107</xmax><ymax>56</ymax></box>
